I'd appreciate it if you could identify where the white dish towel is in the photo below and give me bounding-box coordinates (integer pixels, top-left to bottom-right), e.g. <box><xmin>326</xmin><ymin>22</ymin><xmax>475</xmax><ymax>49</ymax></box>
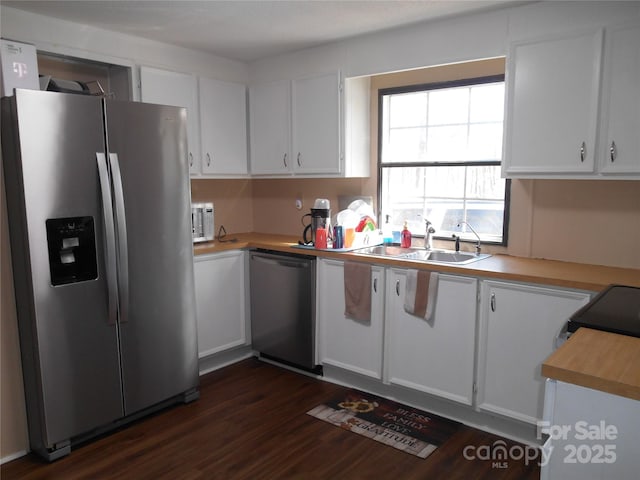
<box><xmin>403</xmin><ymin>270</ymin><xmax>439</xmax><ymax>321</ymax></box>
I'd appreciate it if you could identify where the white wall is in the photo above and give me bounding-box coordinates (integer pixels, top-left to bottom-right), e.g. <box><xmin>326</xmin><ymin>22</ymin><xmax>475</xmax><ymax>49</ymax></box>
<box><xmin>0</xmin><ymin>6</ymin><xmax>249</xmax><ymax>89</ymax></box>
<box><xmin>248</xmin><ymin>1</ymin><xmax>639</xmax><ymax>83</ymax></box>
<box><xmin>249</xmin><ymin>7</ymin><xmax>508</xmax><ymax>83</ymax></box>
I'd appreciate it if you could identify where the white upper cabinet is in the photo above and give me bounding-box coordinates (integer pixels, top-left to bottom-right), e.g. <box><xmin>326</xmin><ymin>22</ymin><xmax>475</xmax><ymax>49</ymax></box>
<box><xmin>598</xmin><ymin>22</ymin><xmax>640</xmax><ymax>175</ymax></box>
<box><xmin>250</xmin><ymin>72</ymin><xmax>340</xmax><ymax>176</ymax></box>
<box><xmin>140</xmin><ymin>66</ymin><xmax>249</xmax><ymax>178</ymax></box>
<box><xmin>503</xmin><ymin>21</ymin><xmax>640</xmax><ymax>179</ymax></box>
<box><xmin>249</xmin><ymin>80</ymin><xmax>291</xmax><ymax>175</ymax></box>
<box><xmin>249</xmin><ymin>71</ymin><xmax>368</xmax><ymax>178</ymax></box>
<box><xmin>291</xmin><ymin>72</ymin><xmax>341</xmax><ymax>175</ymax></box>
<box><xmin>503</xmin><ymin>28</ymin><xmax>602</xmax><ymax>177</ymax></box>
<box><xmin>140</xmin><ymin>66</ymin><xmax>200</xmax><ymax>174</ymax></box>
<box><xmin>199</xmin><ymin>77</ymin><xmax>248</xmax><ymax>176</ymax></box>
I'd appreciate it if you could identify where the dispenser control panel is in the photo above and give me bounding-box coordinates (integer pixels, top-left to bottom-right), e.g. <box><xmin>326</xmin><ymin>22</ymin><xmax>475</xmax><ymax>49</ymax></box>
<box><xmin>45</xmin><ymin>216</ymin><xmax>98</xmax><ymax>286</ymax></box>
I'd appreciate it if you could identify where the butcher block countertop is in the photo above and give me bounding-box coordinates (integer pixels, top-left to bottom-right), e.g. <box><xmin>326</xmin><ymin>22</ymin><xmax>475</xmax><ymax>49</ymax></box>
<box><xmin>193</xmin><ymin>232</ymin><xmax>640</xmax><ymax>292</ymax></box>
<box><xmin>542</xmin><ymin>328</ymin><xmax>640</xmax><ymax>401</ymax></box>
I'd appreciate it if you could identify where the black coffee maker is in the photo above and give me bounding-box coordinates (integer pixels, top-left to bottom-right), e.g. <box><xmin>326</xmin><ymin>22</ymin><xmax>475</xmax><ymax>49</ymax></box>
<box><xmin>302</xmin><ymin>198</ymin><xmax>331</xmax><ymax>245</ymax></box>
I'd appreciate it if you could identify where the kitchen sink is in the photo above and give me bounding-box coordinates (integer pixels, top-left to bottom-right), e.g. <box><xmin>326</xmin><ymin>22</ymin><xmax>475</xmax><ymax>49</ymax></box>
<box><xmin>353</xmin><ymin>245</ymin><xmax>490</xmax><ymax>265</ymax></box>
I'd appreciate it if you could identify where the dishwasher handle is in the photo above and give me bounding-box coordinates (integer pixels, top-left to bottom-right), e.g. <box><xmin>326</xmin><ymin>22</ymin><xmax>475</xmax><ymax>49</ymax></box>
<box><xmin>251</xmin><ymin>253</ymin><xmax>311</xmax><ymax>270</ymax></box>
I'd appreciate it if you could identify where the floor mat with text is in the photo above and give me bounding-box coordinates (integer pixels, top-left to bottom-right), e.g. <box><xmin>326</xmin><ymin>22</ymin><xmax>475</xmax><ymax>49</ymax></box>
<box><xmin>307</xmin><ymin>389</ymin><xmax>461</xmax><ymax>459</ymax></box>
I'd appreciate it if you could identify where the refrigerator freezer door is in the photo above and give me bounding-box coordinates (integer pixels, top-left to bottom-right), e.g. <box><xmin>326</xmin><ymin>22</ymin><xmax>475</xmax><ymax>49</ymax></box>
<box><xmin>103</xmin><ymin>100</ymin><xmax>198</xmax><ymax>414</ymax></box>
<box><xmin>1</xmin><ymin>90</ymin><xmax>124</xmax><ymax>453</ymax></box>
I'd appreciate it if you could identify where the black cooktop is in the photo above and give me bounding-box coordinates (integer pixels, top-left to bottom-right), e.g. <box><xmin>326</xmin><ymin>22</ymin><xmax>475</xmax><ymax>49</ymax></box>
<box><xmin>567</xmin><ymin>285</ymin><xmax>640</xmax><ymax>338</ymax></box>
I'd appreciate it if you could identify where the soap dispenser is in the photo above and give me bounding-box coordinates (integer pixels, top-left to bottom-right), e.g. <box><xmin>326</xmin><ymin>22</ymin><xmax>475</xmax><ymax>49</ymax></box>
<box><xmin>382</xmin><ymin>215</ymin><xmax>393</xmax><ymax>244</ymax></box>
<box><xmin>400</xmin><ymin>221</ymin><xmax>412</xmax><ymax>248</ymax></box>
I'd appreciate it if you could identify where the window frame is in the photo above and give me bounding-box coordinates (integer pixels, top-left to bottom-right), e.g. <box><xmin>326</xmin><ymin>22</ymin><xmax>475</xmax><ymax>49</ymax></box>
<box><xmin>377</xmin><ymin>74</ymin><xmax>511</xmax><ymax>246</ymax></box>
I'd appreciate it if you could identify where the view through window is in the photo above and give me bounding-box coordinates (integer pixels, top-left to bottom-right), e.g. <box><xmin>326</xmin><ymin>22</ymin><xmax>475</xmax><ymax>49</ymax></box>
<box><xmin>379</xmin><ymin>75</ymin><xmax>509</xmax><ymax>244</ymax></box>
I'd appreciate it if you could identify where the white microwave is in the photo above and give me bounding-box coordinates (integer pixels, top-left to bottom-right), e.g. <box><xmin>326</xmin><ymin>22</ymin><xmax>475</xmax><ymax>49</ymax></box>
<box><xmin>191</xmin><ymin>203</ymin><xmax>214</xmax><ymax>243</ymax></box>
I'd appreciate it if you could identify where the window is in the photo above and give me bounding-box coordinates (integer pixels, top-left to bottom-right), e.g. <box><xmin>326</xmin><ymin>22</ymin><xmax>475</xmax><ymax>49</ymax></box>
<box><xmin>379</xmin><ymin>75</ymin><xmax>509</xmax><ymax>245</ymax></box>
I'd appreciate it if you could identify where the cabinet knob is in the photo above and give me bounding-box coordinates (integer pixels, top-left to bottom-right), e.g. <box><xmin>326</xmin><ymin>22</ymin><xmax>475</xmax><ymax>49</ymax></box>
<box><xmin>490</xmin><ymin>292</ymin><xmax>496</xmax><ymax>312</ymax></box>
<box><xmin>610</xmin><ymin>141</ymin><xmax>617</xmax><ymax>162</ymax></box>
<box><xmin>580</xmin><ymin>142</ymin><xmax>586</xmax><ymax>163</ymax></box>
<box><xmin>206</xmin><ymin>153</ymin><xmax>211</xmax><ymax>167</ymax></box>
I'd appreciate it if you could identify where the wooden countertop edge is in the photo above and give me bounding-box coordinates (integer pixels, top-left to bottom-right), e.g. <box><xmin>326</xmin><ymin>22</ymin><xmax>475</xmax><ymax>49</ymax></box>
<box><xmin>541</xmin><ymin>364</ymin><xmax>640</xmax><ymax>402</ymax></box>
<box><xmin>542</xmin><ymin>329</ymin><xmax>640</xmax><ymax>402</ymax></box>
<box><xmin>193</xmin><ymin>233</ymin><xmax>640</xmax><ymax>292</ymax></box>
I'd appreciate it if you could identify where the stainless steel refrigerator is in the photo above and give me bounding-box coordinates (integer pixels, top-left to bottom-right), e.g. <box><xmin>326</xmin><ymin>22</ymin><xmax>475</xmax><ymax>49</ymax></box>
<box><xmin>1</xmin><ymin>89</ymin><xmax>199</xmax><ymax>461</ymax></box>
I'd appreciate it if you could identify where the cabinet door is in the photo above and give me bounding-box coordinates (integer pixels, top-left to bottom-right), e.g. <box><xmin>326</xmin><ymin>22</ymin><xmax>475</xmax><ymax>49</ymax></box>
<box><xmin>317</xmin><ymin>259</ymin><xmax>384</xmax><ymax>379</ymax></box>
<box><xmin>199</xmin><ymin>77</ymin><xmax>248</xmax><ymax>176</ymax></box>
<box><xmin>249</xmin><ymin>80</ymin><xmax>291</xmax><ymax>175</ymax></box>
<box><xmin>503</xmin><ymin>29</ymin><xmax>603</xmax><ymax>176</ymax></box>
<box><xmin>599</xmin><ymin>22</ymin><xmax>640</xmax><ymax>175</ymax></box>
<box><xmin>385</xmin><ymin>270</ymin><xmax>477</xmax><ymax>406</ymax></box>
<box><xmin>292</xmin><ymin>72</ymin><xmax>341</xmax><ymax>175</ymax></box>
<box><xmin>194</xmin><ymin>251</ymin><xmax>247</xmax><ymax>358</ymax></box>
<box><xmin>543</xmin><ymin>380</ymin><xmax>640</xmax><ymax>480</ymax></box>
<box><xmin>140</xmin><ymin>66</ymin><xmax>200</xmax><ymax>174</ymax></box>
<box><xmin>477</xmin><ymin>280</ymin><xmax>590</xmax><ymax>424</ymax></box>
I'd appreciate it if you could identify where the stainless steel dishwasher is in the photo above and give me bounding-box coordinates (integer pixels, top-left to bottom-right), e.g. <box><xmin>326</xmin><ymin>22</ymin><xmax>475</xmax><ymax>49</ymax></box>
<box><xmin>249</xmin><ymin>249</ymin><xmax>319</xmax><ymax>372</ymax></box>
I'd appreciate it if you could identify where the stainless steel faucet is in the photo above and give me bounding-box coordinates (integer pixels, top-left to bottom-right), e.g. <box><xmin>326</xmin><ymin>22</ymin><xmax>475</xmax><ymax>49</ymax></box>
<box><xmin>424</xmin><ymin>219</ymin><xmax>436</xmax><ymax>250</ymax></box>
<box><xmin>457</xmin><ymin>221</ymin><xmax>481</xmax><ymax>255</ymax></box>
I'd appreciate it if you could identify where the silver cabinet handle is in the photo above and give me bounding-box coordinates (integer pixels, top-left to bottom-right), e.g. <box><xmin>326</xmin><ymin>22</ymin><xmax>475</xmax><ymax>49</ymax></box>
<box><xmin>610</xmin><ymin>141</ymin><xmax>617</xmax><ymax>162</ymax></box>
<box><xmin>396</xmin><ymin>280</ymin><xmax>400</xmax><ymax>296</ymax></box>
<box><xmin>189</xmin><ymin>152</ymin><xmax>193</xmax><ymax>167</ymax></box>
<box><xmin>283</xmin><ymin>153</ymin><xmax>288</xmax><ymax>167</ymax></box>
<box><xmin>580</xmin><ymin>142</ymin><xmax>586</xmax><ymax>163</ymax></box>
<box><xmin>109</xmin><ymin>153</ymin><xmax>129</xmax><ymax>324</ymax></box>
<box><xmin>96</xmin><ymin>153</ymin><xmax>118</xmax><ymax>326</ymax></box>
<box><xmin>373</xmin><ymin>277</ymin><xmax>377</xmax><ymax>293</ymax></box>
<box><xmin>297</xmin><ymin>152</ymin><xmax>301</xmax><ymax>167</ymax></box>
<box><xmin>206</xmin><ymin>152</ymin><xmax>211</xmax><ymax>167</ymax></box>
<box><xmin>490</xmin><ymin>292</ymin><xmax>496</xmax><ymax>312</ymax></box>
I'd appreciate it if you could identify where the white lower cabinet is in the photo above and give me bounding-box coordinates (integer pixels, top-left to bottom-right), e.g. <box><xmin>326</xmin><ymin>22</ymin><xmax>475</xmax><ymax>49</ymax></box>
<box><xmin>476</xmin><ymin>280</ymin><xmax>590</xmax><ymax>424</ymax></box>
<box><xmin>541</xmin><ymin>380</ymin><xmax>640</xmax><ymax>480</ymax></box>
<box><xmin>314</xmin><ymin>259</ymin><xmax>598</xmax><ymax>430</ymax></box>
<box><xmin>194</xmin><ymin>250</ymin><xmax>248</xmax><ymax>358</ymax></box>
<box><xmin>384</xmin><ymin>270</ymin><xmax>478</xmax><ymax>406</ymax></box>
<box><xmin>317</xmin><ymin>259</ymin><xmax>385</xmax><ymax>379</ymax></box>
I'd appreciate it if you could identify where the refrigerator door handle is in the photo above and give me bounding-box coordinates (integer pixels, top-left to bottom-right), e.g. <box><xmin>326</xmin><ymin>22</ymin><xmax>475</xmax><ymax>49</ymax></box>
<box><xmin>108</xmin><ymin>153</ymin><xmax>129</xmax><ymax>324</ymax></box>
<box><xmin>96</xmin><ymin>152</ymin><xmax>119</xmax><ymax>326</ymax></box>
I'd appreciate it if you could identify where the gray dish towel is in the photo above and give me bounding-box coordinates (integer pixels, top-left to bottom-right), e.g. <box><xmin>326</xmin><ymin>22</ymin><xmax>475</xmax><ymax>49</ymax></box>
<box><xmin>344</xmin><ymin>262</ymin><xmax>372</xmax><ymax>323</ymax></box>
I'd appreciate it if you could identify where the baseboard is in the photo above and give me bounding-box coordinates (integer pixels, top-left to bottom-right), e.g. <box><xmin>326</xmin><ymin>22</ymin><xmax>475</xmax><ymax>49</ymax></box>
<box><xmin>1</xmin><ymin>449</ymin><xmax>28</xmax><ymax>465</ymax></box>
<box><xmin>198</xmin><ymin>346</ymin><xmax>254</xmax><ymax>376</ymax></box>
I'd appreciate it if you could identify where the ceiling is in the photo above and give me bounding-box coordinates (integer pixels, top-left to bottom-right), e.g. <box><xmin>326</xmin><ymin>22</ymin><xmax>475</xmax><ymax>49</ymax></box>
<box><xmin>3</xmin><ymin>0</ymin><xmax>526</xmax><ymax>62</ymax></box>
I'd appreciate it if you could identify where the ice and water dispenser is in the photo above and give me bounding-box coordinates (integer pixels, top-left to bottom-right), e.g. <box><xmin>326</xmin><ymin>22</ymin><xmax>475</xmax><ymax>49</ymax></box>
<box><xmin>45</xmin><ymin>216</ymin><xmax>98</xmax><ymax>286</ymax></box>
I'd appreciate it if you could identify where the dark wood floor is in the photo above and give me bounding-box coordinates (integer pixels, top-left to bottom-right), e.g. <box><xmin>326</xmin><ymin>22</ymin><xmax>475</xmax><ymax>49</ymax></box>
<box><xmin>2</xmin><ymin>359</ymin><xmax>540</xmax><ymax>479</ymax></box>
